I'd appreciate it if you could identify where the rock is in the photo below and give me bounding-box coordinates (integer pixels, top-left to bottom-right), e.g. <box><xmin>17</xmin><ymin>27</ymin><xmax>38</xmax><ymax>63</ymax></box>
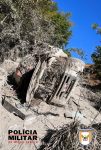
<box><xmin>0</xmin><ymin>59</ymin><xmax>19</xmax><ymax>74</ymax></box>
<box><xmin>24</xmin><ymin>115</ymin><xmax>36</xmax><ymax>125</ymax></box>
<box><xmin>0</xmin><ymin>68</ymin><xmax>7</xmax><ymax>86</ymax></box>
<box><xmin>64</xmin><ymin>109</ymin><xmax>73</xmax><ymax>119</ymax></box>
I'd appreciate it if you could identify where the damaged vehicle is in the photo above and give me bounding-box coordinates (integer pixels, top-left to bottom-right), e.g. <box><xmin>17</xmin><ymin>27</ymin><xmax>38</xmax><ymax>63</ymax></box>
<box><xmin>13</xmin><ymin>49</ymin><xmax>85</xmax><ymax>106</ymax></box>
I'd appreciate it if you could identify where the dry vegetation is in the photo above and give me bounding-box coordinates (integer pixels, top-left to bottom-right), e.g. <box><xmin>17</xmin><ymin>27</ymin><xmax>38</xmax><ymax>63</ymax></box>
<box><xmin>39</xmin><ymin>121</ymin><xmax>101</xmax><ymax>150</ymax></box>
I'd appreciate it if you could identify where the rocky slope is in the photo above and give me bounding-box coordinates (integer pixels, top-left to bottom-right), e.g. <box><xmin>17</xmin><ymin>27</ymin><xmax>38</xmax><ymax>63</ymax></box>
<box><xmin>0</xmin><ymin>56</ymin><xmax>101</xmax><ymax>150</ymax></box>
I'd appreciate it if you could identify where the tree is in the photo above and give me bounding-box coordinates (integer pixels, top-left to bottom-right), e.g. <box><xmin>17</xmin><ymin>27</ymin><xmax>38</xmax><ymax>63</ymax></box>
<box><xmin>91</xmin><ymin>24</ymin><xmax>101</xmax><ymax>78</ymax></box>
<box><xmin>92</xmin><ymin>23</ymin><xmax>101</xmax><ymax>34</ymax></box>
<box><xmin>0</xmin><ymin>0</ymin><xmax>72</xmax><ymax>62</ymax></box>
<box><xmin>92</xmin><ymin>46</ymin><xmax>101</xmax><ymax>78</ymax></box>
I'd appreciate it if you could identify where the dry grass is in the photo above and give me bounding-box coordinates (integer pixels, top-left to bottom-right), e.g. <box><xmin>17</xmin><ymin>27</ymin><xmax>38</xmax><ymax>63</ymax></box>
<box><xmin>39</xmin><ymin>121</ymin><xmax>101</xmax><ymax>150</ymax></box>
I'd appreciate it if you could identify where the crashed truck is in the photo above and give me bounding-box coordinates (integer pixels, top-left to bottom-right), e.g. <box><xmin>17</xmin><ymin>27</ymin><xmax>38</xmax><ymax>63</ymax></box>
<box><xmin>13</xmin><ymin>48</ymin><xmax>85</xmax><ymax>107</ymax></box>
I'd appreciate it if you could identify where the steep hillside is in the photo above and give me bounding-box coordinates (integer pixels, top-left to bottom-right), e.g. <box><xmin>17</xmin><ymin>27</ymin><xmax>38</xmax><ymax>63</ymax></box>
<box><xmin>0</xmin><ymin>55</ymin><xmax>101</xmax><ymax>150</ymax></box>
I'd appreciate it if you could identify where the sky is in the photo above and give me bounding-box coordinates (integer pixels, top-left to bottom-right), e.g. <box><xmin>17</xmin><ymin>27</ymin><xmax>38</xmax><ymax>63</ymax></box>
<box><xmin>53</xmin><ymin>0</ymin><xmax>101</xmax><ymax>64</ymax></box>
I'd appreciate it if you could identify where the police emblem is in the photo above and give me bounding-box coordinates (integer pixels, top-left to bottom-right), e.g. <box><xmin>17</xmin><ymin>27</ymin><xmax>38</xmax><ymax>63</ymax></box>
<box><xmin>79</xmin><ymin>128</ymin><xmax>94</xmax><ymax>145</ymax></box>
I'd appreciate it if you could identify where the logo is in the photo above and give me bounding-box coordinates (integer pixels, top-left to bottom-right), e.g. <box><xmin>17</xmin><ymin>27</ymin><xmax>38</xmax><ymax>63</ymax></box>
<box><xmin>79</xmin><ymin>128</ymin><xmax>94</xmax><ymax>145</ymax></box>
<box><xmin>8</xmin><ymin>129</ymin><xmax>38</xmax><ymax>144</ymax></box>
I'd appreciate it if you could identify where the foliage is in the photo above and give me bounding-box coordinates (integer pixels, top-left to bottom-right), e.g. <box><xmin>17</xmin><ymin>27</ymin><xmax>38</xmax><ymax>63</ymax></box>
<box><xmin>92</xmin><ymin>46</ymin><xmax>101</xmax><ymax>78</ymax></box>
<box><xmin>0</xmin><ymin>0</ymin><xmax>72</xmax><ymax>62</ymax></box>
<box><xmin>66</xmin><ymin>48</ymin><xmax>85</xmax><ymax>59</ymax></box>
<box><xmin>50</xmin><ymin>12</ymin><xmax>72</xmax><ymax>47</ymax></box>
<box><xmin>63</xmin><ymin>50</ymin><xmax>71</xmax><ymax>57</ymax></box>
<box><xmin>92</xmin><ymin>23</ymin><xmax>101</xmax><ymax>34</ymax></box>
<box><xmin>92</xmin><ymin>24</ymin><xmax>101</xmax><ymax>78</ymax></box>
